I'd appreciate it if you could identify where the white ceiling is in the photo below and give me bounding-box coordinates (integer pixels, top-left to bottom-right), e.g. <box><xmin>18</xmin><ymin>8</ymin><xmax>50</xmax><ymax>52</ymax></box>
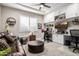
<box><xmin>0</xmin><ymin>3</ymin><xmax>72</xmax><ymax>15</ymax></box>
<box><xmin>19</xmin><ymin>3</ymin><xmax>71</xmax><ymax>13</ymax></box>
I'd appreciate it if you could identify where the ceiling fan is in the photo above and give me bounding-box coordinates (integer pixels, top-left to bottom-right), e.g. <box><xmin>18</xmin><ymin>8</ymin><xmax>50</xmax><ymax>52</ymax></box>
<box><xmin>32</xmin><ymin>3</ymin><xmax>51</xmax><ymax>10</ymax></box>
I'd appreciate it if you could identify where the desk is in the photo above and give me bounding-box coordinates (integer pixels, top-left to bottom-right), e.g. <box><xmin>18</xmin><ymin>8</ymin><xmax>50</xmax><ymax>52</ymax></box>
<box><xmin>64</xmin><ymin>35</ymin><xmax>71</xmax><ymax>46</ymax></box>
<box><xmin>64</xmin><ymin>35</ymin><xmax>79</xmax><ymax>52</ymax></box>
<box><xmin>71</xmin><ymin>36</ymin><xmax>79</xmax><ymax>52</ymax></box>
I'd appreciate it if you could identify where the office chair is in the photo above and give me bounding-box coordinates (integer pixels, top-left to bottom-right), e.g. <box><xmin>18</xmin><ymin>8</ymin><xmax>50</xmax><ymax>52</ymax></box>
<box><xmin>70</xmin><ymin>29</ymin><xmax>79</xmax><ymax>52</ymax></box>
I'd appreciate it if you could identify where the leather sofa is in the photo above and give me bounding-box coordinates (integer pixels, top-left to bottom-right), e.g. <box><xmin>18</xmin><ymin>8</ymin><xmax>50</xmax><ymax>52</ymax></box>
<box><xmin>0</xmin><ymin>32</ymin><xmax>26</xmax><ymax>56</ymax></box>
<box><xmin>11</xmin><ymin>39</ymin><xmax>26</xmax><ymax>56</ymax></box>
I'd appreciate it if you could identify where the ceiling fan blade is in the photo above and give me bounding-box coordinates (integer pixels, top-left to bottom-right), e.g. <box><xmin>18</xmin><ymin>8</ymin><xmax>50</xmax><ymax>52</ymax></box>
<box><xmin>43</xmin><ymin>4</ymin><xmax>51</xmax><ymax>8</ymax></box>
<box><xmin>30</xmin><ymin>4</ymin><xmax>41</xmax><ymax>6</ymax></box>
<box><xmin>39</xmin><ymin>7</ymin><xmax>42</xmax><ymax>10</ymax></box>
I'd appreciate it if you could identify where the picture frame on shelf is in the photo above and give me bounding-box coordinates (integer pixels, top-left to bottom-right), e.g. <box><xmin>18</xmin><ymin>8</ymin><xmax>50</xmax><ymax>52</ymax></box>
<box><xmin>54</xmin><ymin>13</ymin><xmax>66</xmax><ymax>20</ymax></box>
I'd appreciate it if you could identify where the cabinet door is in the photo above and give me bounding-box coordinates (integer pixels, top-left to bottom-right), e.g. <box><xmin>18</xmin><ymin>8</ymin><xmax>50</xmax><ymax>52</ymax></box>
<box><xmin>53</xmin><ymin>34</ymin><xmax>58</xmax><ymax>43</ymax></box>
<box><xmin>53</xmin><ymin>34</ymin><xmax>64</xmax><ymax>44</ymax></box>
<box><xmin>57</xmin><ymin>35</ymin><xmax>64</xmax><ymax>44</ymax></box>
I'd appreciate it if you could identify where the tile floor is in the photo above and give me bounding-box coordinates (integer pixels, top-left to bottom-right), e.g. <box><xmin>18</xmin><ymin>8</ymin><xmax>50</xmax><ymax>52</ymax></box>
<box><xmin>23</xmin><ymin>42</ymin><xmax>79</xmax><ymax>56</ymax></box>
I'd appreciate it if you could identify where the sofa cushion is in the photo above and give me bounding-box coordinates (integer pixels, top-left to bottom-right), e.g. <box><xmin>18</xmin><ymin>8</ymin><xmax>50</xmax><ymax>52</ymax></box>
<box><xmin>0</xmin><ymin>34</ymin><xmax>17</xmax><ymax>53</ymax></box>
<box><xmin>4</xmin><ymin>34</ymin><xmax>15</xmax><ymax>43</ymax></box>
<box><xmin>0</xmin><ymin>39</ymin><xmax>10</xmax><ymax>51</ymax></box>
<box><xmin>0</xmin><ymin>32</ymin><xmax>5</xmax><ymax>38</ymax></box>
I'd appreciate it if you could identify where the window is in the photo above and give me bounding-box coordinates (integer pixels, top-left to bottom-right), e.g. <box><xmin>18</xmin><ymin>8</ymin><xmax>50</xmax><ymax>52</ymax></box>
<box><xmin>19</xmin><ymin>15</ymin><xmax>38</xmax><ymax>33</ymax></box>
<box><xmin>20</xmin><ymin>16</ymin><xmax>30</xmax><ymax>33</ymax></box>
<box><xmin>30</xmin><ymin>17</ymin><xmax>37</xmax><ymax>31</ymax></box>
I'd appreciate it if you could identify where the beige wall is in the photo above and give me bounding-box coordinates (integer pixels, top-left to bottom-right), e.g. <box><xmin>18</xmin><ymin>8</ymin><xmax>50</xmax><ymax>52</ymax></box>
<box><xmin>1</xmin><ymin>6</ymin><xmax>44</xmax><ymax>36</ymax></box>
<box><xmin>0</xmin><ymin>6</ymin><xmax>2</xmax><ymax>31</ymax></box>
<box><xmin>44</xmin><ymin>4</ymin><xmax>79</xmax><ymax>31</ymax></box>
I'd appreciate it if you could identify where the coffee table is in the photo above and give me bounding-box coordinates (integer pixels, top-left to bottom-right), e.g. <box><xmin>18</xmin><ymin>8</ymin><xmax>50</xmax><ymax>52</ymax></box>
<box><xmin>28</xmin><ymin>40</ymin><xmax>44</xmax><ymax>53</ymax></box>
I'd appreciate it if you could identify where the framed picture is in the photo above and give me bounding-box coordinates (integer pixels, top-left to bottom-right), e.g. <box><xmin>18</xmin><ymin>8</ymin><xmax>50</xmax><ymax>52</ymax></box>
<box><xmin>54</xmin><ymin>13</ymin><xmax>66</xmax><ymax>20</ymax></box>
<box><xmin>6</xmin><ymin>17</ymin><xmax>16</xmax><ymax>26</ymax></box>
<box><xmin>38</xmin><ymin>23</ymin><xmax>42</xmax><ymax>29</ymax></box>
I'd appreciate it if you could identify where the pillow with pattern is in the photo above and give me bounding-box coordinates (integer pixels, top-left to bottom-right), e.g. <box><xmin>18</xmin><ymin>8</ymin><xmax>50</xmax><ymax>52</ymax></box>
<box><xmin>4</xmin><ymin>34</ymin><xmax>15</xmax><ymax>43</ymax></box>
<box><xmin>0</xmin><ymin>39</ymin><xmax>10</xmax><ymax>51</ymax></box>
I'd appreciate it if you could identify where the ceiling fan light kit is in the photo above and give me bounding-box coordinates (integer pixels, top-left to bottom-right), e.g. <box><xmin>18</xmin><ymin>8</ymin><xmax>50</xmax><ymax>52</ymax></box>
<box><xmin>32</xmin><ymin>3</ymin><xmax>51</xmax><ymax>10</ymax></box>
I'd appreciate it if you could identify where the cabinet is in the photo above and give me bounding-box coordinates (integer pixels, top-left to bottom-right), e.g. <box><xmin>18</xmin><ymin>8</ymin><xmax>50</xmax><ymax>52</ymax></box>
<box><xmin>64</xmin><ymin>35</ymin><xmax>71</xmax><ymax>46</ymax></box>
<box><xmin>53</xmin><ymin>34</ymin><xmax>64</xmax><ymax>44</ymax></box>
